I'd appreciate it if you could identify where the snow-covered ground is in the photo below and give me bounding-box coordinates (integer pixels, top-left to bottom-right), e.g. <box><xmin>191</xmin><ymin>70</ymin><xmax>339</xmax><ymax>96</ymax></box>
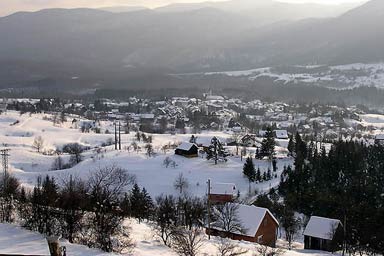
<box><xmin>178</xmin><ymin>63</ymin><xmax>384</xmax><ymax>89</ymax></box>
<box><xmin>0</xmin><ymin>221</ymin><xmax>340</xmax><ymax>256</ymax></box>
<box><xmin>0</xmin><ymin>110</ymin><xmax>347</xmax><ymax>256</ymax></box>
<box><xmin>0</xmin><ymin>223</ymin><xmax>111</xmax><ymax>256</ymax></box>
<box><xmin>0</xmin><ymin>111</ymin><xmax>292</xmax><ymax>198</ymax></box>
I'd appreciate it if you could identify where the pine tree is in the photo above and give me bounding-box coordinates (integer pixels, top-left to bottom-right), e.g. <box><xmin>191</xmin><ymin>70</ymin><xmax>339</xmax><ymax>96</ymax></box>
<box><xmin>243</xmin><ymin>157</ymin><xmax>256</xmax><ymax>193</ymax></box>
<box><xmin>261</xmin><ymin>127</ymin><xmax>275</xmax><ymax>160</ymax></box>
<box><xmin>130</xmin><ymin>184</ymin><xmax>143</xmax><ymax>222</ymax></box>
<box><xmin>256</xmin><ymin>167</ymin><xmax>262</xmax><ymax>182</ymax></box>
<box><xmin>287</xmin><ymin>134</ymin><xmax>295</xmax><ymax>157</ymax></box>
<box><xmin>141</xmin><ymin>187</ymin><xmax>154</xmax><ymax>220</ymax></box>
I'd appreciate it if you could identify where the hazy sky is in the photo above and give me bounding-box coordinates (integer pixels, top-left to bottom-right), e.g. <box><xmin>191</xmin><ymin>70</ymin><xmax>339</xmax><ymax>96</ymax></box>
<box><xmin>0</xmin><ymin>0</ymin><xmax>367</xmax><ymax>17</ymax></box>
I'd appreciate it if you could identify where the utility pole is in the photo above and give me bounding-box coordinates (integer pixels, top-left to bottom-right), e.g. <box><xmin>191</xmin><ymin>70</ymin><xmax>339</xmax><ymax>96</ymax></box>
<box><xmin>1</xmin><ymin>149</ymin><xmax>10</xmax><ymax>190</ymax></box>
<box><xmin>119</xmin><ymin>121</ymin><xmax>121</xmax><ymax>150</ymax></box>
<box><xmin>207</xmin><ymin>179</ymin><xmax>211</xmax><ymax>240</ymax></box>
<box><xmin>1</xmin><ymin>149</ymin><xmax>10</xmax><ymax>175</ymax></box>
<box><xmin>114</xmin><ymin>122</ymin><xmax>117</xmax><ymax>150</ymax></box>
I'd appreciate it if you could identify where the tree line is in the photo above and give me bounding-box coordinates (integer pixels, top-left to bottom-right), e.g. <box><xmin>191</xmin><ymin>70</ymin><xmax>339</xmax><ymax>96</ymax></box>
<box><xmin>279</xmin><ymin>133</ymin><xmax>384</xmax><ymax>255</ymax></box>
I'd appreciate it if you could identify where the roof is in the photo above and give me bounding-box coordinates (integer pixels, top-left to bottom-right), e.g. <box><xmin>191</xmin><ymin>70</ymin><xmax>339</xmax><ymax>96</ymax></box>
<box><xmin>213</xmin><ymin>203</ymin><xmax>279</xmax><ymax>237</ymax></box>
<box><xmin>303</xmin><ymin>216</ymin><xmax>341</xmax><ymax>240</ymax></box>
<box><xmin>375</xmin><ymin>134</ymin><xmax>384</xmax><ymax>140</ymax></box>
<box><xmin>275</xmin><ymin>130</ymin><xmax>288</xmax><ymax>139</ymax></box>
<box><xmin>176</xmin><ymin>142</ymin><xmax>197</xmax><ymax>151</ymax></box>
<box><xmin>210</xmin><ymin>183</ymin><xmax>236</xmax><ymax>195</ymax></box>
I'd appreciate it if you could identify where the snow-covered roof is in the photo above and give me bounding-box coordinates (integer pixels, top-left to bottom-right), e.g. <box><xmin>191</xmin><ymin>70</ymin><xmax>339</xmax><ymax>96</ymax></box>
<box><xmin>375</xmin><ymin>134</ymin><xmax>384</xmax><ymax>140</ymax></box>
<box><xmin>210</xmin><ymin>183</ymin><xmax>236</xmax><ymax>195</ymax></box>
<box><xmin>214</xmin><ymin>203</ymin><xmax>279</xmax><ymax>237</ymax></box>
<box><xmin>140</xmin><ymin>113</ymin><xmax>155</xmax><ymax>119</ymax></box>
<box><xmin>303</xmin><ymin>216</ymin><xmax>341</xmax><ymax>240</ymax></box>
<box><xmin>176</xmin><ymin>142</ymin><xmax>197</xmax><ymax>151</ymax></box>
<box><xmin>275</xmin><ymin>130</ymin><xmax>288</xmax><ymax>139</ymax></box>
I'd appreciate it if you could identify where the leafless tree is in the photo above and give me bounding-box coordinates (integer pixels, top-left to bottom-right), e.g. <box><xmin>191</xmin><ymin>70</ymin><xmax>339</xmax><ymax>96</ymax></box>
<box><xmin>87</xmin><ymin>165</ymin><xmax>136</xmax><ymax>252</ymax></box>
<box><xmin>172</xmin><ymin>227</ymin><xmax>205</xmax><ymax>256</ymax></box>
<box><xmin>212</xmin><ymin>203</ymin><xmax>246</xmax><ymax>235</ymax></box>
<box><xmin>216</xmin><ymin>238</ymin><xmax>248</xmax><ymax>256</ymax></box>
<box><xmin>164</xmin><ymin>157</ymin><xmax>172</xmax><ymax>168</ymax></box>
<box><xmin>174</xmin><ymin>173</ymin><xmax>189</xmax><ymax>194</ymax></box>
<box><xmin>33</xmin><ymin>136</ymin><xmax>44</xmax><ymax>153</ymax></box>
<box><xmin>51</xmin><ymin>156</ymin><xmax>64</xmax><ymax>170</ymax></box>
<box><xmin>254</xmin><ymin>244</ymin><xmax>283</xmax><ymax>256</ymax></box>
<box><xmin>145</xmin><ymin>143</ymin><xmax>154</xmax><ymax>157</ymax></box>
<box><xmin>280</xmin><ymin>207</ymin><xmax>301</xmax><ymax>250</ymax></box>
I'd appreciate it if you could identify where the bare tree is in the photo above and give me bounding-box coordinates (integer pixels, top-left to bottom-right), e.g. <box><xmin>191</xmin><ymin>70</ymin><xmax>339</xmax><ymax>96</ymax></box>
<box><xmin>212</xmin><ymin>203</ymin><xmax>246</xmax><ymax>235</ymax></box>
<box><xmin>254</xmin><ymin>244</ymin><xmax>283</xmax><ymax>256</ymax></box>
<box><xmin>145</xmin><ymin>143</ymin><xmax>154</xmax><ymax>157</ymax></box>
<box><xmin>216</xmin><ymin>238</ymin><xmax>248</xmax><ymax>256</ymax></box>
<box><xmin>87</xmin><ymin>165</ymin><xmax>136</xmax><ymax>252</ymax></box>
<box><xmin>174</xmin><ymin>173</ymin><xmax>189</xmax><ymax>194</ymax></box>
<box><xmin>280</xmin><ymin>207</ymin><xmax>301</xmax><ymax>250</ymax></box>
<box><xmin>172</xmin><ymin>228</ymin><xmax>205</xmax><ymax>256</ymax></box>
<box><xmin>164</xmin><ymin>157</ymin><xmax>172</xmax><ymax>168</ymax></box>
<box><xmin>51</xmin><ymin>156</ymin><xmax>64</xmax><ymax>170</ymax></box>
<box><xmin>33</xmin><ymin>136</ymin><xmax>44</xmax><ymax>153</ymax></box>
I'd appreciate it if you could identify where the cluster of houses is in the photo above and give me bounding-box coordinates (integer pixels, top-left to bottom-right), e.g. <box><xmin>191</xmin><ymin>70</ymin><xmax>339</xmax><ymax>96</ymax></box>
<box><xmin>205</xmin><ymin>181</ymin><xmax>343</xmax><ymax>252</ymax></box>
<box><xmin>3</xmin><ymin>95</ymin><xmax>379</xmax><ymax>142</ymax></box>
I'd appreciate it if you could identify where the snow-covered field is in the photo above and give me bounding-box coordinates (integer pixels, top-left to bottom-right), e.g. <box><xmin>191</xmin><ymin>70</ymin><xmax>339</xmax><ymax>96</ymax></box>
<box><xmin>0</xmin><ymin>111</ymin><xmax>292</xmax><ymax>198</ymax></box>
<box><xmin>0</xmin><ymin>110</ymin><xmax>348</xmax><ymax>256</ymax></box>
<box><xmin>0</xmin><ymin>220</ymin><xmax>340</xmax><ymax>256</ymax></box>
<box><xmin>177</xmin><ymin>63</ymin><xmax>384</xmax><ymax>89</ymax></box>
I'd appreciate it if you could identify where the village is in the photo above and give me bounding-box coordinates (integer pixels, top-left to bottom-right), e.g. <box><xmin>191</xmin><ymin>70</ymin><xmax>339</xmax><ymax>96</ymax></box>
<box><xmin>0</xmin><ymin>94</ymin><xmax>383</xmax><ymax>256</ymax></box>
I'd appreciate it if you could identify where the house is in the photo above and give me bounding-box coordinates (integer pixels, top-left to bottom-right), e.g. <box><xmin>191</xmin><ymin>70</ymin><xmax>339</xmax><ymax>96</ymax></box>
<box><xmin>374</xmin><ymin>134</ymin><xmax>384</xmax><ymax>145</ymax></box>
<box><xmin>241</xmin><ymin>134</ymin><xmax>258</xmax><ymax>147</ymax></box>
<box><xmin>274</xmin><ymin>130</ymin><xmax>288</xmax><ymax>139</ymax></box>
<box><xmin>208</xmin><ymin>183</ymin><xmax>236</xmax><ymax>203</ymax></box>
<box><xmin>303</xmin><ymin>216</ymin><xmax>343</xmax><ymax>252</ymax></box>
<box><xmin>175</xmin><ymin>142</ymin><xmax>198</xmax><ymax>158</ymax></box>
<box><xmin>207</xmin><ymin>204</ymin><xmax>279</xmax><ymax>247</ymax></box>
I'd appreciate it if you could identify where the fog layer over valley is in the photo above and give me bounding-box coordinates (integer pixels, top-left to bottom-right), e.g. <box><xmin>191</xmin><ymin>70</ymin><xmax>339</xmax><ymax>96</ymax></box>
<box><xmin>0</xmin><ymin>0</ymin><xmax>383</xmax><ymax>97</ymax></box>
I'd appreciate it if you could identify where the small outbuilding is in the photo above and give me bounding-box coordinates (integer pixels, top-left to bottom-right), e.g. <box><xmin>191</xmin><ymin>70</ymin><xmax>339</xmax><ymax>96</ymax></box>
<box><xmin>374</xmin><ymin>134</ymin><xmax>384</xmax><ymax>145</ymax></box>
<box><xmin>274</xmin><ymin>130</ymin><xmax>289</xmax><ymax>139</ymax></box>
<box><xmin>207</xmin><ymin>204</ymin><xmax>279</xmax><ymax>247</ymax></box>
<box><xmin>303</xmin><ymin>216</ymin><xmax>343</xmax><ymax>252</ymax></box>
<box><xmin>175</xmin><ymin>142</ymin><xmax>198</xmax><ymax>158</ymax></box>
<box><xmin>208</xmin><ymin>183</ymin><xmax>236</xmax><ymax>203</ymax></box>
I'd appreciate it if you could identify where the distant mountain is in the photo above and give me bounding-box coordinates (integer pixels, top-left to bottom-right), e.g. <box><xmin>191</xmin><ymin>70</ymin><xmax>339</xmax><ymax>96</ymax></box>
<box><xmin>99</xmin><ymin>6</ymin><xmax>149</xmax><ymax>13</ymax></box>
<box><xmin>156</xmin><ymin>0</ymin><xmax>359</xmax><ymax>25</ymax></box>
<box><xmin>235</xmin><ymin>0</ymin><xmax>384</xmax><ymax>66</ymax></box>
<box><xmin>0</xmin><ymin>0</ymin><xmax>381</xmax><ymax>90</ymax></box>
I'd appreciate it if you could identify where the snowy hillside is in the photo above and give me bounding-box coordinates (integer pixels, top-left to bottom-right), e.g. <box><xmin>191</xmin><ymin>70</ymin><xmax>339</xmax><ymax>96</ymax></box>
<box><xmin>0</xmin><ymin>221</ymin><xmax>341</xmax><ymax>256</ymax></box>
<box><xmin>0</xmin><ymin>111</ymin><xmax>292</xmax><ymax>197</ymax></box>
<box><xmin>188</xmin><ymin>63</ymin><xmax>384</xmax><ymax>89</ymax></box>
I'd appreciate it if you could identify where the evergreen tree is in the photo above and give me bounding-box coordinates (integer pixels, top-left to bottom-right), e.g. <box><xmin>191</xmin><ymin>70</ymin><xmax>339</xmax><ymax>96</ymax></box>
<box><xmin>287</xmin><ymin>134</ymin><xmax>295</xmax><ymax>157</ymax></box>
<box><xmin>243</xmin><ymin>157</ymin><xmax>256</xmax><ymax>193</ymax></box>
<box><xmin>260</xmin><ymin>127</ymin><xmax>275</xmax><ymax>160</ymax></box>
<box><xmin>256</xmin><ymin>167</ymin><xmax>262</xmax><ymax>182</ymax></box>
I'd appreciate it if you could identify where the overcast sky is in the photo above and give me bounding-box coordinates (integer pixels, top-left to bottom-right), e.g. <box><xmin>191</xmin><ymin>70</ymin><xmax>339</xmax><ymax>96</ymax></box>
<box><xmin>0</xmin><ymin>0</ymin><xmax>367</xmax><ymax>17</ymax></box>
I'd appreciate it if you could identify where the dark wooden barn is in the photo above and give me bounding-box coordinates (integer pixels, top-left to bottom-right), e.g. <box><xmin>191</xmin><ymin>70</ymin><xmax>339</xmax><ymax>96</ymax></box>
<box><xmin>175</xmin><ymin>142</ymin><xmax>198</xmax><ymax>158</ymax></box>
<box><xmin>303</xmin><ymin>216</ymin><xmax>343</xmax><ymax>252</ymax></box>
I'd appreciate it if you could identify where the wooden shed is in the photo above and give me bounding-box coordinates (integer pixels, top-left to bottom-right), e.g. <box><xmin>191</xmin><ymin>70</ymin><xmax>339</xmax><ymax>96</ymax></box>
<box><xmin>175</xmin><ymin>142</ymin><xmax>198</xmax><ymax>158</ymax></box>
<box><xmin>303</xmin><ymin>216</ymin><xmax>343</xmax><ymax>252</ymax></box>
<box><xmin>208</xmin><ymin>183</ymin><xmax>236</xmax><ymax>203</ymax></box>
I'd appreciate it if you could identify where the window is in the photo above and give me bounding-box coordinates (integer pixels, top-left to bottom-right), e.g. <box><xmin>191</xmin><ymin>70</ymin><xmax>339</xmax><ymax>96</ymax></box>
<box><xmin>264</xmin><ymin>218</ymin><xmax>268</xmax><ymax>226</ymax></box>
<box><xmin>257</xmin><ymin>235</ymin><xmax>263</xmax><ymax>243</ymax></box>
